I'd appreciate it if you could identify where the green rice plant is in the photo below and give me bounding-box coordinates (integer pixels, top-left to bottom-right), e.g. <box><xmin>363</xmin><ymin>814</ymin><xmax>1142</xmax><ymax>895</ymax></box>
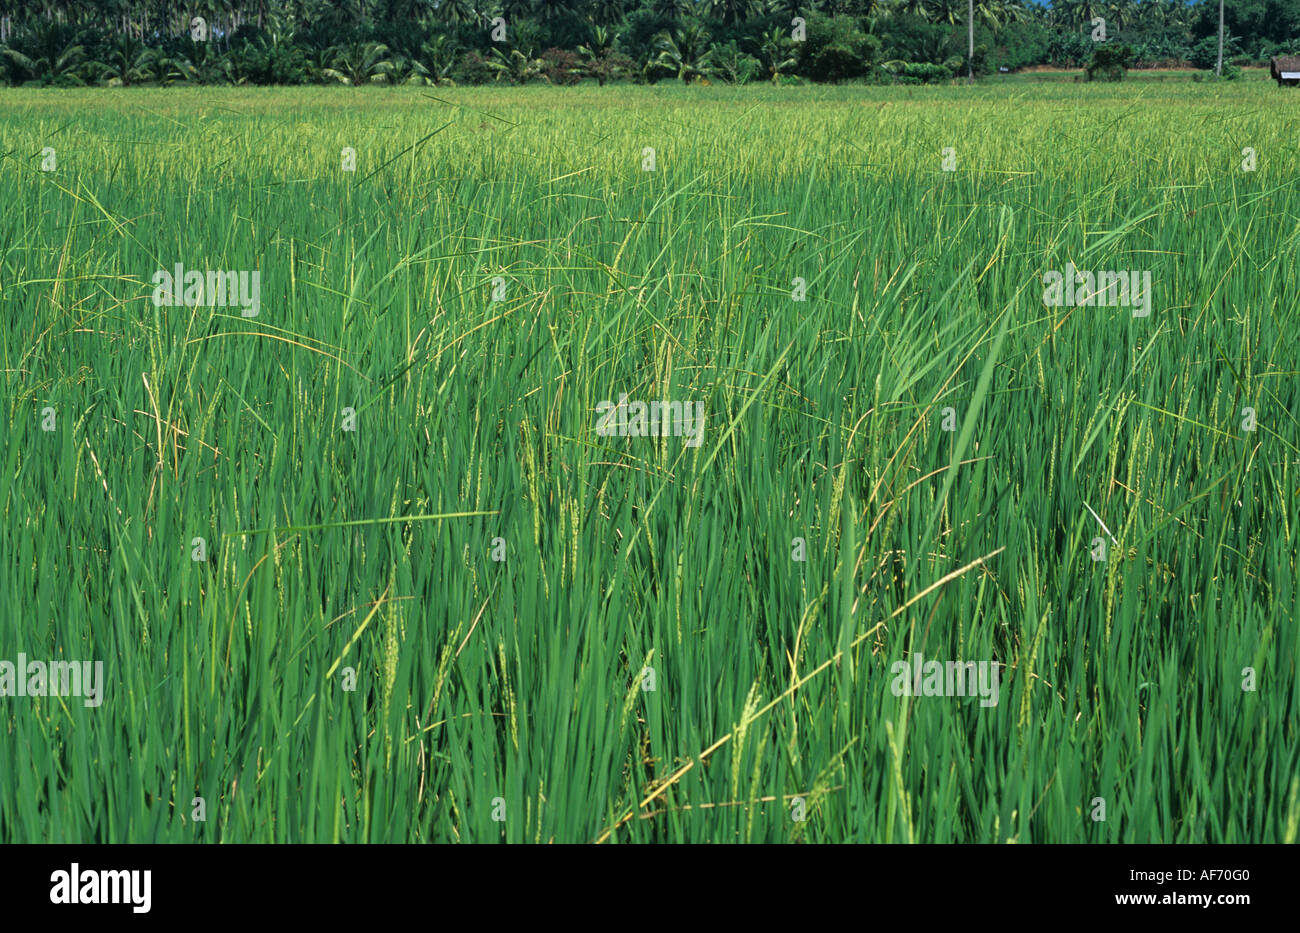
<box><xmin>0</xmin><ymin>82</ymin><xmax>1295</xmax><ymax>843</ymax></box>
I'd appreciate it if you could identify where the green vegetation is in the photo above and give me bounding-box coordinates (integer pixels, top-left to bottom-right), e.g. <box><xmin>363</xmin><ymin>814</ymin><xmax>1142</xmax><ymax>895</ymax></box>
<box><xmin>5</xmin><ymin>0</ymin><xmax>1300</xmax><ymax>87</ymax></box>
<box><xmin>1</xmin><ymin>82</ymin><xmax>1297</xmax><ymax>843</ymax></box>
<box><xmin>1084</xmin><ymin>40</ymin><xmax>1134</xmax><ymax>78</ymax></box>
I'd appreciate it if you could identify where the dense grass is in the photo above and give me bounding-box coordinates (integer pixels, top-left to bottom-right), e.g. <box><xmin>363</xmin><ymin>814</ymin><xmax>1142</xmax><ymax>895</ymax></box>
<box><xmin>1</xmin><ymin>82</ymin><xmax>1297</xmax><ymax>843</ymax></box>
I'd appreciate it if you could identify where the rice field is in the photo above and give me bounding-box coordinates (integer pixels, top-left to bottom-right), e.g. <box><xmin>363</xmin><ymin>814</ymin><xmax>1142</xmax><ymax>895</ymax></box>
<box><xmin>1</xmin><ymin>81</ymin><xmax>1297</xmax><ymax>843</ymax></box>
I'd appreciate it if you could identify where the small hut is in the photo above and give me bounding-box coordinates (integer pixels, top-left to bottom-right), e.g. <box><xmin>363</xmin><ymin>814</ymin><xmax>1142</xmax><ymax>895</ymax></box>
<box><xmin>1270</xmin><ymin>56</ymin><xmax>1300</xmax><ymax>86</ymax></box>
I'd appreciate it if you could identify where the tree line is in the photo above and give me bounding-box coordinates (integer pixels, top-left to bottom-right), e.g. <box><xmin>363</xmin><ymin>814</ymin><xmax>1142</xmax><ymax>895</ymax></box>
<box><xmin>0</xmin><ymin>0</ymin><xmax>1294</xmax><ymax>86</ymax></box>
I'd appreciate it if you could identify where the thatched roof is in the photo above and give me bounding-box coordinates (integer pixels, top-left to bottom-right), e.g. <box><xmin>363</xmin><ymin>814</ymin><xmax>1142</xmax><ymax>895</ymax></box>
<box><xmin>1271</xmin><ymin>55</ymin><xmax>1300</xmax><ymax>75</ymax></box>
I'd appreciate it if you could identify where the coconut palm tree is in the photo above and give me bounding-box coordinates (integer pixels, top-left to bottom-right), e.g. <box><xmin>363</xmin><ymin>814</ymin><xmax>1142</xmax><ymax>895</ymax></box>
<box><xmin>578</xmin><ymin>24</ymin><xmax>623</xmax><ymax>83</ymax></box>
<box><xmin>651</xmin><ymin>0</ymin><xmax>691</xmax><ymax>20</ymax></box>
<box><xmin>654</xmin><ymin>24</ymin><xmax>712</xmax><ymax>82</ymax></box>
<box><xmin>998</xmin><ymin>0</ymin><xmax>1029</xmax><ymax>24</ymax></box>
<box><xmin>710</xmin><ymin>0</ymin><xmax>754</xmax><ymax>25</ymax></box>
<box><xmin>928</xmin><ymin>0</ymin><xmax>963</xmax><ymax>25</ymax></box>
<box><xmin>760</xmin><ymin>0</ymin><xmax>810</xmax><ymax>18</ymax></box>
<box><xmin>589</xmin><ymin>0</ymin><xmax>625</xmax><ymax>26</ymax></box>
<box><xmin>534</xmin><ymin>0</ymin><xmax>577</xmax><ymax>22</ymax></box>
<box><xmin>1162</xmin><ymin>0</ymin><xmax>1191</xmax><ymax>29</ymax></box>
<box><xmin>1057</xmin><ymin>0</ymin><xmax>1107</xmax><ymax>28</ymax></box>
<box><xmin>932</xmin><ymin>0</ymin><xmax>1010</xmax><ymax>28</ymax></box>
<box><xmin>436</xmin><ymin>0</ymin><xmax>479</xmax><ymax>24</ymax></box>
<box><xmin>756</xmin><ymin>26</ymin><xmax>797</xmax><ymax>81</ymax></box>
<box><xmin>498</xmin><ymin>0</ymin><xmax>535</xmax><ymax>23</ymax></box>
<box><xmin>322</xmin><ymin>41</ymin><xmax>394</xmax><ymax>84</ymax></box>
<box><xmin>93</xmin><ymin>34</ymin><xmax>158</xmax><ymax>85</ymax></box>
<box><xmin>1099</xmin><ymin>0</ymin><xmax>1135</xmax><ymax>30</ymax></box>
<box><xmin>414</xmin><ymin>34</ymin><xmax>458</xmax><ymax>84</ymax></box>
<box><xmin>486</xmin><ymin>45</ymin><xmax>546</xmax><ymax>82</ymax></box>
<box><xmin>165</xmin><ymin>36</ymin><xmax>237</xmax><ymax>84</ymax></box>
<box><xmin>2</xmin><ymin>21</ymin><xmax>89</xmax><ymax>85</ymax></box>
<box><xmin>891</xmin><ymin>0</ymin><xmax>933</xmax><ymax>21</ymax></box>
